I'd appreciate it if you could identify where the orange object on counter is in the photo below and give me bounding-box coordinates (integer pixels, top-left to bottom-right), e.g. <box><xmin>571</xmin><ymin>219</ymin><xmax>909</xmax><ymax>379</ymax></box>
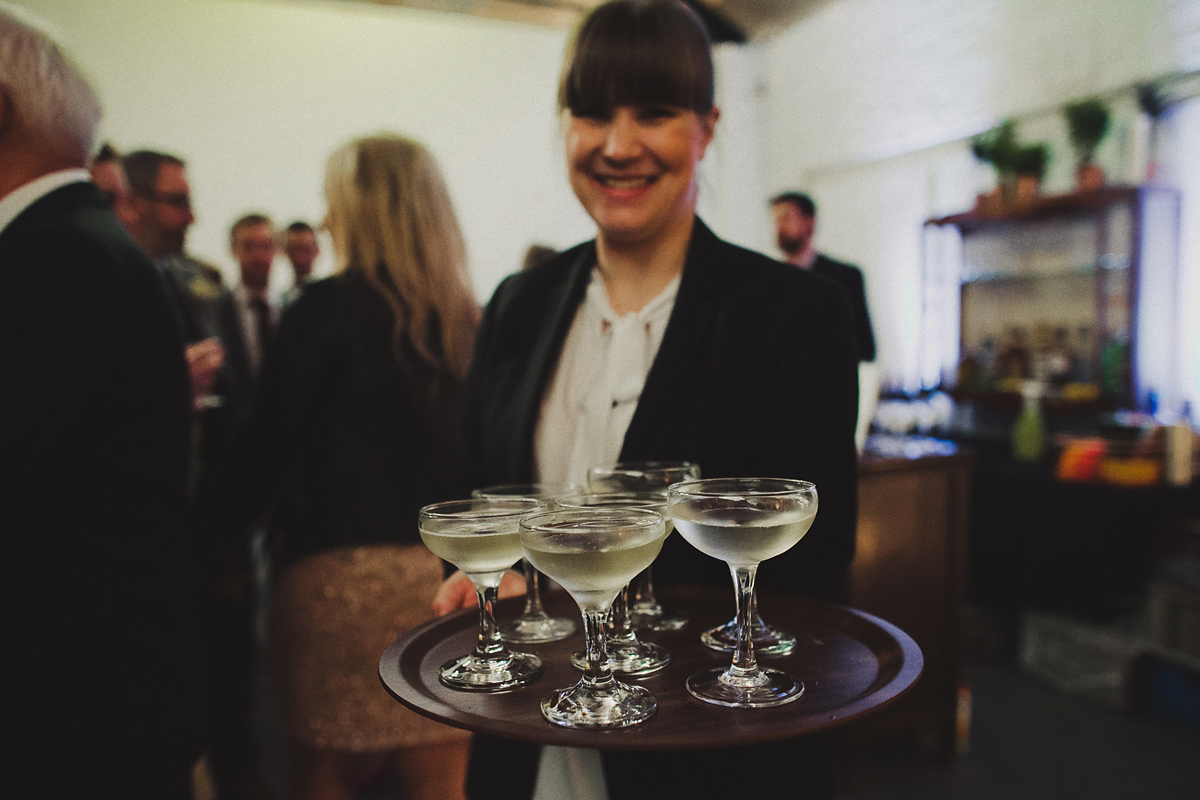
<box><xmin>1056</xmin><ymin>438</ymin><xmax>1106</xmax><ymax>482</ymax></box>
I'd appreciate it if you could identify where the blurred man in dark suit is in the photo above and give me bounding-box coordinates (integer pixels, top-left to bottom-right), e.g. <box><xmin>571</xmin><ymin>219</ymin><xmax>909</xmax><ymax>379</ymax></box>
<box><xmin>226</xmin><ymin>212</ymin><xmax>278</xmax><ymax>387</ymax></box>
<box><xmin>281</xmin><ymin>219</ymin><xmax>318</xmax><ymax>308</ymax></box>
<box><xmin>771</xmin><ymin>191</ymin><xmax>875</xmax><ymax>363</ymax></box>
<box><xmin>772</xmin><ymin>191</ymin><xmax>879</xmax><ymax>447</ymax></box>
<box><xmin>121</xmin><ymin>161</ymin><xmax>270</xmax><ymax>798</ymax></box>
<box><xmin>0</xmin><ymin>3</ymin><xmax>203</xmax><ymax>796</ymax></box>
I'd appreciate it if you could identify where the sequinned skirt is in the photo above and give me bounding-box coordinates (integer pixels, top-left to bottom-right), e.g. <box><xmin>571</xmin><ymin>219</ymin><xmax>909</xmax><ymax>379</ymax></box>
<box><xmin>269</xmin><ymin>543</ymin><xmax>469</xmax><ymax>752</ymax></box>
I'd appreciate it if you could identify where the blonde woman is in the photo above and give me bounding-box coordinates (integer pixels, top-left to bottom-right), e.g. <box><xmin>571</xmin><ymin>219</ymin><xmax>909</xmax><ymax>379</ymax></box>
<box><xmin>214</xmin><ymin>134</ymin><xmax>479</xmax><ymax>800</ymax></box>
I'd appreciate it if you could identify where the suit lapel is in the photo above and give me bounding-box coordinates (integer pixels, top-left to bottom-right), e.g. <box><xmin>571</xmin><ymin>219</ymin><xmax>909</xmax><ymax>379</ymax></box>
<box><xmin>620</xmin><ymin>218</ymin><xmax>723</xmax><ymax>460</ymax></box>
<box><xmin>508</xmin><ymin>245</ymin><xmax>595</xmax><ymax>479</ymax></box>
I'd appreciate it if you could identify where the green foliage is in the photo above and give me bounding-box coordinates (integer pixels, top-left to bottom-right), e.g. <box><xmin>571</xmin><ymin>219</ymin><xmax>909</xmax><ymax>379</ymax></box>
<box><xmin>1012</xmin><ymin>143</ymin><xmax>1051</xmax><ymax>179</ymax></box>
<box><xmin>972</xmin><ymin>119</ymin><xmax>1050</xmax><ymax>179</ymax></box>
<box><xmin>1064</xmin><ymin>99</ymin><xmax>1111</xmax><ymax>164</ymax></box>
<box><xmin>971</xmin><ymin>120</ymin><xmax>1018</xmax><ymax>174</ymax></box>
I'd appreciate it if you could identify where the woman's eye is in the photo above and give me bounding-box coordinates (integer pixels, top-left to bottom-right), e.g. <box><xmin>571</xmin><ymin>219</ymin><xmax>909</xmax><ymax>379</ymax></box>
<box><xmin>572</xmin><ymin>108</ymin><xmax>612</xmax><ymax>122</ymax></box>
<box><xmin>638</xmin><ymin>106</ymin><xmax>679</xmax><ymax>122</ymax></box>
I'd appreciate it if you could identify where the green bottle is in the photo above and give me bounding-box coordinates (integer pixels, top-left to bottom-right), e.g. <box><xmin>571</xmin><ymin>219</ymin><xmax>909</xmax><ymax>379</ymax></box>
<box><xmin>1012</xmin><ymin>381</ymin><xmax>1046</xmax><ymax>462</ymax></box>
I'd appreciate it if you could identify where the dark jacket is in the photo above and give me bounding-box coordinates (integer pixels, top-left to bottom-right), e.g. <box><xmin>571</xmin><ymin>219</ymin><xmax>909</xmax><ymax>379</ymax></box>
<box><xmin>0</xmin><ymin>180</ymin><xmax>202</xmax><ymax>797</ymax></box>
<box><xmin>466</xmin><ymin>218</ymin><xmax>859</xmax><ymax>600</ymax></box>
<box><xmin>463</xmin><ymin>218</ymin><xmax>858</xmax><ymax>800</ymax></box>
<box><xmin>812</xmin><ymin>253</ymin><xmax>875</xmax><ymax>363</ymax></box>
<box><xmin>210</xmin><ymin>270</ymin><xmax>468</xmax><ymax>568</ymax></box>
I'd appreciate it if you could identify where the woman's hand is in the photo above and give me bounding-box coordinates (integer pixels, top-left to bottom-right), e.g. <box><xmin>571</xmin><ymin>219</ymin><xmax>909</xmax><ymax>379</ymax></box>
<box><xmin>432</xmin><ymin>569</ymin><xmax>525</xmax><ymax>616</ymax></box>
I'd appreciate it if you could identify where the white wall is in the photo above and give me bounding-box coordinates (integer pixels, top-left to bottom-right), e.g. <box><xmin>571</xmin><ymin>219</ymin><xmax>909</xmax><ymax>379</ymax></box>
<box><xmin>19</xmin><ymin>0</ymin><xmax>591</xmax><ymax>302</ymax></box>
<box><xmin>756</xmin><ymin>0</ymin><xmax>1200</xmax><ymax>398</ymax></box>
<box><xmin>18</xmin><ymin>0</ymin><xmax>774</xmax><ymax>303</ymax></box>
<box><xmin>761</xmin><ymin>0</ymin><xmax>1200</xmax><ymax>183</ymax></box>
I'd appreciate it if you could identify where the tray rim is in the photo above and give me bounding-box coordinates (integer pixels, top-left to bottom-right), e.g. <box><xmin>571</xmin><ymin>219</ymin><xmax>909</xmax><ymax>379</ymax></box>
<box><xmin>379</xmin><ymin>589</ymin><xmax>923</xmax><ymax>751</ymax></box>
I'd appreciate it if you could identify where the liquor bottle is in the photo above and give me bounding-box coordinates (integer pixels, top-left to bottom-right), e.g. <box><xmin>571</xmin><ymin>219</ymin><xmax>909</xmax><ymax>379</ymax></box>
<box><xmin>1012</xmin><ymin>381</ymin><xmax>1046</xmax><ymax>463</ymax></box>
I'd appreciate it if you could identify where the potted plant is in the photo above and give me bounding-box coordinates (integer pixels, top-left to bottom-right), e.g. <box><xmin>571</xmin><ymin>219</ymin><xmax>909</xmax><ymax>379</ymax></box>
<box><xmin>1064</xmin><ymin>99</ymin><xmax>1110</xmax><ymax>190</ymax></box>
<box><xmin>971</xmin><ymin>120</ymin><xmax>1018</xmax><ymax>210</ymax></box>
<box><xmin>1012</xmin><ymin>142</ymin><xmax>1051</xmax><ymax>200</ymax></box>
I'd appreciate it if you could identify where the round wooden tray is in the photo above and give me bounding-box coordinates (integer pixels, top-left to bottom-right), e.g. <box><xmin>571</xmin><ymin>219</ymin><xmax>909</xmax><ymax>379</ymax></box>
<box><xmin>379</xmin><ymin>586</ymin><xmax>922</xmax><ymax>751</ymax></box>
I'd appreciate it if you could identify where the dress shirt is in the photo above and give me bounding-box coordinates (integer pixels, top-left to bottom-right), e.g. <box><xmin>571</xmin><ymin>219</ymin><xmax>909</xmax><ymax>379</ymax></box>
<box><xmin>233</xmin><ymin>282</ymin><xmax>278</xmax><ymax>375</ymax></box>
<box><xmin>792</xmin><ymin>243</ymin><xmax>817</xmax><ymax>269</ymax></box>
<box><xmin>0</xmin><ymin>169</ymin><xmax>90</xmax><ymax>237</ymax></box>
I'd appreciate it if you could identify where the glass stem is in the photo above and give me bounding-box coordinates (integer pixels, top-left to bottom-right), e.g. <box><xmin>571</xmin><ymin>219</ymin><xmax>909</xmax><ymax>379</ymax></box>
<box><xmin>729</xmin><ymin>565</ymin><xmax>760</xmax><ymax>677</ymax></box>
<box><xmin>521</xmin><ymin>559</ymin><xmax>546</xmax><ymax>616</ymax></box>
<box><xmin>631</xmin><ymin>567</ymin><xmax>661</xmax><ymax>613</ymax></box>
<box><xmin>580</xmin><ymin>608</ymin><xmax>616</xmax><ymax>691</ymax></box>
<box><xmin>609</xmin><ymin>585</ymin><xmax>635</xmax><ymax>645</ymax></box>
<box><xmin>747</xmin><ymin>588</ymin><xmax>764</xmax><ymax>634</ymax></box>
<box><xmin>474</xmin><ymin>584</ymin><xmax>507</xmax><ymax>659</ymax></box>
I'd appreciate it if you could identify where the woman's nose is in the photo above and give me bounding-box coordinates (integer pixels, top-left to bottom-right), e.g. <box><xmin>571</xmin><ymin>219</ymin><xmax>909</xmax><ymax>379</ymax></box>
<box><xmin>602</xmin><ymin>111</ymin><xmax>641</xmax><ymax>161</ymax></box>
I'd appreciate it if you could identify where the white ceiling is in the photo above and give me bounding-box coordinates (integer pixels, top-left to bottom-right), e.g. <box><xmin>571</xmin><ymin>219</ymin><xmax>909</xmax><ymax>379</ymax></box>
<box><xmin>335</xmin><ymin>0</ymin><xmax>829</xmax><ymax>40</ymax></box>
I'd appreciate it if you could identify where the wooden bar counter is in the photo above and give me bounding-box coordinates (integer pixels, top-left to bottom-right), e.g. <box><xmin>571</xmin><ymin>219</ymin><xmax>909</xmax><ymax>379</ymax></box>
<box><xmin>844</xmin><ymin>435</ymin><xmax>971</xmax><ymax>759</ymax></box>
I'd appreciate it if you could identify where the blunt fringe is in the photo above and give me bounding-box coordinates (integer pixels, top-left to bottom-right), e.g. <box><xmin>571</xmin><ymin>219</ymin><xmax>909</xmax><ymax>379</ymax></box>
<box><xmin>559</xmin><ymin>0</ymin><xmax>713</xmax><ymax>115</ymax></box>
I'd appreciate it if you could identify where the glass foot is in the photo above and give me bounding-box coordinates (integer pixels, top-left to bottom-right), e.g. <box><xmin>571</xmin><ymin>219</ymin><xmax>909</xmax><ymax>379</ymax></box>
<box><xmin>686</xmin><ymin>666</ymin><xmax>804</xmax><ymax>708</ymax></box>
<box><xmin>570</xmin><ymin>640</ymin><xmax>670</xmax><ymax>676</ymax></box>
<box><xmin>438</xmin><ymin>651</ymin><xmax>543</xmax><ymax>692</ymax></box>
<box><xmin>701</xmin><ymin>616</ymin><xmax>796</xmax><ymax>656</ymax></box>
<box><xmin>630</xmin><ymin>603</ymin><xmax>689</xmax><ymax>632</ymax></box>
<box><xmin>540</xmin><ymin>679</ymin><xmax>657</xmax><ymax>728</ymax></box>
<box><xmin>500</xmin><ymin>612</ymin><xmax>576</xmax><ymax>644</ymax></box>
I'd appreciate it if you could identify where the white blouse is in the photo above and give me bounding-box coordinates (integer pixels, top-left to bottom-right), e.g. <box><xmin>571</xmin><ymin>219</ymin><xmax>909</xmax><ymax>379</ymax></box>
<box><xmin>534</xmin><ymin>267</ymin><xmax>680</xmax><ymax>489</ymax></box>
<box><xmin>530</xmin><ymin>265</ymin><xmax>680</xmax><ymax>800</ymax></box>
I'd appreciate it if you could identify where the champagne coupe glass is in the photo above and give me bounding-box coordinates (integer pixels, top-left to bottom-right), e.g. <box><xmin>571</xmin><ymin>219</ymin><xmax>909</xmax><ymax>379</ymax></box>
<box><xmin>472</xmin><ymin>483</ymin><xmax>579</xmax><ymax>643</ymax></box>
<box><xmin>554</xmin><ymin>492</ymin><xmax>671</xmax><ymax>676</ymax></box>
<box><xmin>668</xmin><ymin>478</ymin><xmax>818</xmax><ymax>707</ymax></box>
<box><xmin>519</xmin><ymin>507</ymin><xmax>668</xmax><ymax>728</ymax></box>
<box><xmin>418</xmin><ymin>498</ymin><xmax>546</xmax><ymax>691</ymax></box>
<box><xmin>587</xmin><ymin>460</ymin><xmax>699</xmax><ymax>631</ymax></box>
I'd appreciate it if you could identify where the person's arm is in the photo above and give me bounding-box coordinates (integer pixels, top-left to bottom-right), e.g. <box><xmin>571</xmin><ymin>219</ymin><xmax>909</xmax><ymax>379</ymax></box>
<box><xmin>849</xmin><ymin>266</ymin><xmax>876</xmax><ymax>363</ymax></box>
<box><xmin>757</xmin><ymin>275</ymin><xmax>860</xmax><ymax>602</ymax></box>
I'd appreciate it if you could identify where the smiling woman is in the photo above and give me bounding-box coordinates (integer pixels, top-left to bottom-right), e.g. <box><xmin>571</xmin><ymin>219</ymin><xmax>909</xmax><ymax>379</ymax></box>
<box><xmin>559</xmin><ymin>0</ymin><xmax>719</xmax><ymax>311</ymax></box>
<box><xmin>445</xmin><ymin>3</ymin><xmax>860</xmax><ymax>800</ymax></box>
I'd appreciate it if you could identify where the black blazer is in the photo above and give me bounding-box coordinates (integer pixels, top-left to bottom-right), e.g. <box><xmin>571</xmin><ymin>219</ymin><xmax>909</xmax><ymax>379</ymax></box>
<box><xmin>463</xmin><ymin>218</ymin><xmax>858</xmax><ymax>800</ymax></box>
<box><xmin>206</xmin><ymin>271</ymin><xmax>469</xmax><ymax>569</ymax></box>
<box><xmin>0</xmin><ymin>181</ymin><xmax>202</xmax><ymax>796</ymax></box>
<box><xmin>812</xmin><ymin>253</ymin><xmax>876</xmax><ymax>363</ymax></box>
<box><xmin>467</xmin><ymin>217</ymin><xmax>859</xmax><ymax>600</ymax></box>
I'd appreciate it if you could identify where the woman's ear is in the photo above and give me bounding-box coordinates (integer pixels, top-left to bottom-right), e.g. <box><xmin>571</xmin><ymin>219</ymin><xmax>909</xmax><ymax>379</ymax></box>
<box><xmin>696</xmin><ymin>106</ymin><xmax>720</xmax><ymax>158</ymax></box>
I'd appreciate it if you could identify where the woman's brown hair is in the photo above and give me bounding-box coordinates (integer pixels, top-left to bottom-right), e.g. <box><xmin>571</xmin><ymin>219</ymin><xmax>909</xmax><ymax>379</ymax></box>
<box><xmin>559</xmin><ymin>0</ymin><xmax>714</xmax><ymax>116</ymax></box>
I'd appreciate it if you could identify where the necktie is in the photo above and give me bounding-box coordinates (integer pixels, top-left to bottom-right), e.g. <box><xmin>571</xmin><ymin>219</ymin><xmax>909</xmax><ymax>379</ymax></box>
<box><xmin>250</xmin><ymin>297</ymin><xmax>272</xmax><ymax>368</ymax></box>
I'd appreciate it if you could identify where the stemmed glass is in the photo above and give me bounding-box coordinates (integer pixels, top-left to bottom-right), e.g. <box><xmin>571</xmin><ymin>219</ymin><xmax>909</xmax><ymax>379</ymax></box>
<box><xmin>553</xmin><ymin>492</ymin><xmax>671</xmax><ymax>676</ymax></box>
<box><xmin>472</xmin><ymin>483</ymin><xmax>579</xmax><ymax>643</ymax></box>
<box><xmin>519</xmin><ymin>507</ymin><xmax>668</xmax><ymax>728</ymax></box>
<box><xmin>667</xmin><ymin>478</ymin><xmax>818</xmax><ymax>707</ymax></box>
<box><xmin>587</xmin><ymin>460</ymin><xmax>699</xmax><ymax>630</ymax></box>
<box><xmin>418</xmin><ymin>498</ymin><xmax>545</xmax><ymax>691</ymax></box>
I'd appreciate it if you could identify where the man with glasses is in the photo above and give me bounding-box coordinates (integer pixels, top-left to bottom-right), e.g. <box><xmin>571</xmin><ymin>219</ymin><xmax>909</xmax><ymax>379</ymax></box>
<box><xmin>122</xmin><ymin>150</ymin><xmax>266</xmax><ymax>799</ymax></box>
